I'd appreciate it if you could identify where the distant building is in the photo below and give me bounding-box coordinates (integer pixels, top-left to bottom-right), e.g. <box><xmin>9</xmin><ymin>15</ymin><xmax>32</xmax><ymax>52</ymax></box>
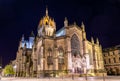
<box><xmin>103</xmin><ymin>45</ymin><xmax>120</xmax><ymax>75</ymax></box>
<box><xmin>13</xmin><ymin>8</ymin><xmax>106</xmax><ymax>77</ymax></box>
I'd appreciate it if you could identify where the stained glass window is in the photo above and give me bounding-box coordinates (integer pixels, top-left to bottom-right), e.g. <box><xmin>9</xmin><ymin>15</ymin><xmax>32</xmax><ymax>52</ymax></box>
<box><xmin>71</xmin><ymin>34</ymin><xmax>80</xmax><ymax>56</ymax></box>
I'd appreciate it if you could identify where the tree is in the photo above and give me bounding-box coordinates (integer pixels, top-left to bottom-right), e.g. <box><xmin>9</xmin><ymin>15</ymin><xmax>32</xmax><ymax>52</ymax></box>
<box><xmin>3</xmin><ymin>65</ymin><xmax>15</xmax><ymax>76</ymax></box>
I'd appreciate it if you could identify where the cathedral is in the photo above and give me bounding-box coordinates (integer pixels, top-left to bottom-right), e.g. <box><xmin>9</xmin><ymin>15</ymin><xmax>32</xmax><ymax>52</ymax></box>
<box><xmin>14</xmin><ymin>8</ymin><xmax>106</xmax><ymax>77</ymax></box>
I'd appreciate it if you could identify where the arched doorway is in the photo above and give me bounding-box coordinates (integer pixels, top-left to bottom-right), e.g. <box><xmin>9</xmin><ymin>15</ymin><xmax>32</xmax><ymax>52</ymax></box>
<box><xmin>71</xmin><ymin>34</ymin><xmax>81</xmax><ymax>73</ymax></box>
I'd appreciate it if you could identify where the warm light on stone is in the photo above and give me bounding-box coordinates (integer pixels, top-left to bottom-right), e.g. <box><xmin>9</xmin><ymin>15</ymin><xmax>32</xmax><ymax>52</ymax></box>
<box><xmin>11</xmin><ymin>8</ymin><xmax>106</xmax><ymax>77</ymax></box>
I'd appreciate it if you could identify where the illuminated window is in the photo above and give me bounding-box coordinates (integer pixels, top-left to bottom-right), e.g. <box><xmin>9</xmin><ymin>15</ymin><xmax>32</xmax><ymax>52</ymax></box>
<box><xmin>58</xmin><ymin>47</ymin><xmax>64</xmax><ymax>70</ymax></box>
<box><xmin>46</xmin><ymin>22</ymin><xmax>48</xmax><ymax>25</ymax></box>
<box><xmin>47</xmin><ymin>48</ymin><xmax>53</xmax><ymax>65</ymax></box>
<box><xmin>48</xmin><ymin>48</ymin><xmax>52</xmax><ymax>56</ymax></box>
<box><xmin>71</xmin><ymin>34</ymin><xmax>80</xmax><ymax>57</ymax></box>
<box><xmin>47</xmin><ymin>56</ymin><xmax>53</xmax><ymax>65</ymax></box>
<box><xmin>113</xmin><ymin>58</ymin><xmax>116</xmax><ymax>63</ymax></box>
<box><xmin>113</xmin><ymin>51</ymin><xmax>115</xmax><ymax>55</ymax></box>
<box><xmin>109</xmin><ymin>58</ymin><xmax>111</xmax><ymax>64</ymax></box>
<box><xmin>58</xmin><ymin>47</ymin><xmax>64</xmax><ymax>64</ymax></box>
<box><xmin>104</xmin><ymin>59</ymin><xmax>106</xmax><ymax>64</ymax></box>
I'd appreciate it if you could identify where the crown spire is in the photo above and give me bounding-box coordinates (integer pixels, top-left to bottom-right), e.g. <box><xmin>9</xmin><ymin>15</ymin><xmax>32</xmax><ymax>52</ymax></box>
<box><xmin>46</xmin><ymin>7</ymin><xmax>48</xmax><ymax>16</ymax></box>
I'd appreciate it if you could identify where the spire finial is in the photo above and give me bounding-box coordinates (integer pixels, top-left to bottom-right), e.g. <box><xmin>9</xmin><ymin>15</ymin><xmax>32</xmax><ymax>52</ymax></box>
<box><xmin>81</xmin><ymin>21</ymin><xmax>85</xmax><ymax>31</ymax></box>
<box><xmin>96</xmin><ymin>38</ymin><xmax>99</xmax><ymax>45</ymax></box>
<box><xmin>91</xmin><ymin>37</ymin><xmax>94</xmax><ymax>44</ymax></box>
<box><xmin>81</xmin><ymin>21</ymin><xmax>84</xmax><ymax>26</ymax></box>
<box><xmin>65</xmin><ymin>17</ymin><xmax>67</xmax><ymax>21</ymax></box>
<box><xmin>21</xmin><ymin>34</ymin><xmax>24</xmax><ymax>41</ymax></box>
<box><xmin>30</xmin><ymin>31</ymin><xmax>35</xmax><ymax>37</ymax></box>
<box><xmin>46</xmin><ymin>6</ymin><xmax>48</xmax><ymax>16</ymax></box>
<box><xmin>74</xmin><ymin>21</ymin><xmax>76</xmax><ymax>25</ymax></box>
<box><xmin>64</xmin><ymin>17</ymin><xmax>68</xmax><ymax>27</ymax></box>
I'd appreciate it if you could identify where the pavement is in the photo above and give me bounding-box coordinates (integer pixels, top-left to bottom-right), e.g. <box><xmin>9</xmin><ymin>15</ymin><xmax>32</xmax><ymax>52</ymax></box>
<box><xmin>0</xmin><ymin>76</ymin><xmax>120</xmax><ymax>81</ymax></box>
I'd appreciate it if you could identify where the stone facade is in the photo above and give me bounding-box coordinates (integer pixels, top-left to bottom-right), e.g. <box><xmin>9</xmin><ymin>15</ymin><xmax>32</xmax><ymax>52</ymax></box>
<box><xmin>103</xmin><ymin>45</ymin><xmax>120</xmax><ymax>75</ymax></box>
<box><xmin>13</xmin><ymin>8</ymin><xmax>106</xmax><ymax>77</ymax></box>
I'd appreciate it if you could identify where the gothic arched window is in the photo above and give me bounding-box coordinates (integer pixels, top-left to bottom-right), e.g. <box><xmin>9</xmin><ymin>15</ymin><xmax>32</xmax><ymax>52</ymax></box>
<box><xmin>48</xmin><ymin>47</ymin><xmax>52</xmax><ymax>56</ymax></box>
<box><xmin>58</xmin><ymin>47</ymin><xmax>64</xmax><ymax>64</ymax></box>
<box><xmin>71</xmin><ymin>34</ymin><xmax>80</xmax><ymax>57</ymax></box>
<box><xmin>109</xmin><ymin>58</ymin><xmax>111</xmax><ymax>64</ymax></box>
<box><xmin>47</xmin><ymin>47</ymin><xmax>53</xmax><ymax>65</ymax></box>
<box><xmin>113</xmin><ymin>58</ymin><xmax>116</xmax><ymax>63</ymax></box>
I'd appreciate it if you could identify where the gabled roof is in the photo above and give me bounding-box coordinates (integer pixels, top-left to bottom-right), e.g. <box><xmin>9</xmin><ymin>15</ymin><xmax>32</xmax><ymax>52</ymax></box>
<box><xmin>56</xmin><ymin>24</ymin><xmax>82</xmax><ymax>37</ymax></box>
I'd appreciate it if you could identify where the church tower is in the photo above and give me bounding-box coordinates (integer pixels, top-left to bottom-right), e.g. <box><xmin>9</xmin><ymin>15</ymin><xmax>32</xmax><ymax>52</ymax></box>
<box><xmin>38</xmin><ymin>8</ymin><xmax>56</xmax><ymax>37</ymax></box>
<box><xmin>13</xmin><ymin>8</ymin><xmax>106</xmax><ymax>77</ymax></box>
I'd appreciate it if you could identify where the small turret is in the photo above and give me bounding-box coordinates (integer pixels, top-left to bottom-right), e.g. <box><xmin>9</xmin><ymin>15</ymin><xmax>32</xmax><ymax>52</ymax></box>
<box><xmin>30</xmin><ymin>31</ymin><xmax>35</xmax><ymax>37</ymax></box>
<box><xmin>29</xmin><ymin>31</ymin><xmax>35</xmax><ymax>48</ymax></box>
<box><xmin>81</xmin><ymin>21</ymin><xmax>85</xmax><ymax>31</ymax></box>
<box><xmin>46</xmin><ymin>7</ymin><xmax>48</xmax><ymax>16</ymax></box>
<box><xmin>74</xmin><ymin>21</ymin><xmax>77</xmax><ymax>26</ymax></box>
<box><xmin>29</xmin><ymin>31</ymin><xmax>35</xmax><ymax>41</ymax></box>
<box><xmin>64</xmin><ymin>17</ymin><xmax>68</xmax><ymax>27</ymax></box>
<box><xmin>96</xmin><ymin>38</ymin><xmax>99</xmax><ymax>45</ymax></box>
<box><xmin>19</xmin><ymin>34</ymin><xmax>25</xmax><ymax>48</ymax></box>
<box><xmin>21</xmin><ymin>34</ymin><xmax>24</xmax><ymax>42</ymax></box>
<box><xmin>81</xmin><ymin>22</ymin><xmax>86</xmax><ymax>40</ymax></box>
<box><xmin>91</xmin><ymin>37</ymin><xmax>94</xmax><ymax>44</ymax></box>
